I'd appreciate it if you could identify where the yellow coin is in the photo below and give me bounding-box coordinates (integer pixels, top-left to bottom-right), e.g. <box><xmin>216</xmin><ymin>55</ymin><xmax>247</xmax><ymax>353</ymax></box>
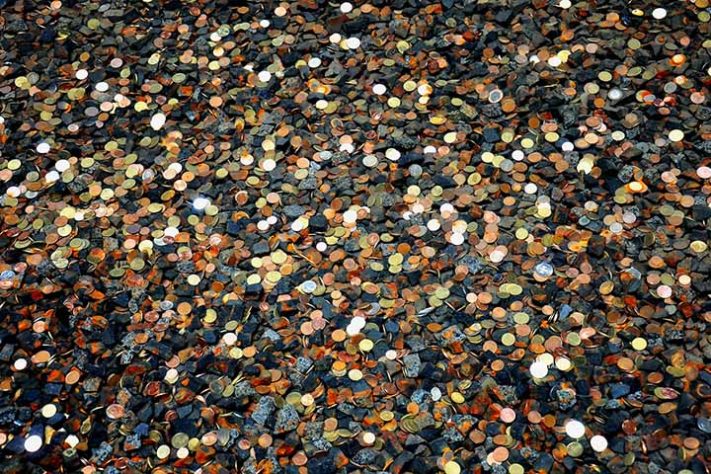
<box><xmin>513</xmin><ymin>312</ymin><xmax>529</xmax><ymax>324</ymax></box>
<box><xmin>444</xmin><ymin>461</ymin><xmax>461</xmax><ymax>474</ymax></box>
<box><xmin>690</xmin><ymin>241</ymin><xmax>707</xmax><ymax>253</ymax></box>
<box><xmin>501</xmin><ymin>333</ymin><xmax>516</xmax><ymax>346</ymax></box>
<box><xmin>566</xmin><ymin>333</ymin><xmax>581</xmax><ymax>346</ymax></box>
<box><xmin>509</xmin><ymin>465</ymin><xmax>524</xmax><ymax>474</ymax></box>
<box><xmin>156</xmin><ymin>445</ymin><xmax>170</xmax><ymax>459</ymax></box>
<box><xmin>388</xmin><ymin>253</ymin><xmax>403</xmax><ymax>265</ymax></box>
<box><xmin>57</xmin><ymin>225</ymin><xmax>72</xmax><ymax>237</ymax></box>
<box><xmin>266</xmin><ymin>271</ymin><xmax>282</xmax><ymax>283</ymax></box>
<box><xmin>631</xmin><ymin>337</ymin><xmax>647</xmax><ymax>351</ymax></box>
<box><xmin>204</xmin><ymin>309</ymin><xmax>217</xmax><ymax>323</ymax></box>
<box><xmin>403</xmin><ymin>80</ymin><xmax>417</xmax><ymax>91</ymax></box>
<box><xmin>598</xmin><ymin>71</ymin><xmax>612</xmax><ymax>82</ymax></box>
<box><xmin>286</xmin><ymin>392</ymin><xmax>302</xmax><ymax>405</ymax></box>
<box><xmin>668</xmin><ymin>129</ymin><xmax>684</xmax><ymax>142</ymax></box>
<box><xmin>537</xmin><ymin>206</ymin><xmax>552</xmax><ymax>218</ymax></box>
<box><xmin>272</xmin><ymin>250</ymin><xmax>287</xmax><ymax>264</ymax></box>
<box><xmin>435</xmin><ymin>287</ymin><xmax>450</xmax><ymax>299</ymax></box>
<box><xmin>387</xmin><ymin>97</ymin><xmax>401</xmax><ymax>108</ymax></box>
<box><xmin>41</xmin><ymin>404</ymin><xmax>57</xmax><ymax>418</ymax></box>
<box><xmin>599</xmin><ymin>281</ymin><xmax>614</xmax><ymax>295</ymax></box>
<box><xmin>359</xmin><ymin>339</ymin><xmax>374</xmax><ymax>352</ymax></box>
